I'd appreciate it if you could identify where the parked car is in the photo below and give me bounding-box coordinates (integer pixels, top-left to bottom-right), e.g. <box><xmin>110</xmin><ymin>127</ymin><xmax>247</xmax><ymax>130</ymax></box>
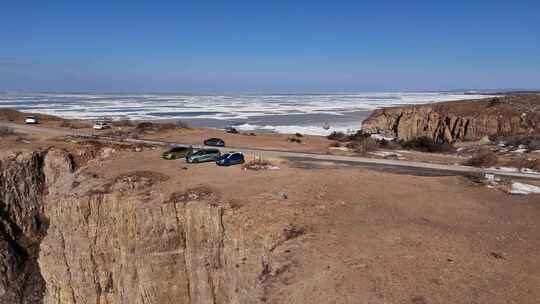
<box><xmin>186</xmin><ymin>149</ymin><xmax>221</xmax><ymax>163</ymax></box>
<box><xmin>204</xmin><ymin>138</ymin><xmax>225</xmax><ymax>147</ymax></box>
<box><xmin>93</xmin><ymin>121</ymin><xmax>111</xmax><ymax>130</ymax></box>
<box><xmin>225</xmin><ymin>127</ymin><xmax>239</xmax><ymax>134</ymax></box>
<box><xmin>24</xmin><ymin>116</ymin><xmax>38</xmax><ymax>124</ymax></box>
<box><xmin>216</xmin><ymin>152</ymin><xmax>245</xmax><ymax>166</ymax></box>
<box><xmin>162</xmin><ymin>146</ymin><xmax>193</xmax><ymax>160</ymax></box>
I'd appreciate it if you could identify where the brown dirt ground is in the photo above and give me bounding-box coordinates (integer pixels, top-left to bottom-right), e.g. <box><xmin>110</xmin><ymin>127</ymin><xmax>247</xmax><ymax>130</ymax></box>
<box><xmin>5</xmin><ymin>108</ymin><xmax>537</xmax><ymax>168</ymax></box>
<box><xmin>3</xmin><ymin>134</ymin><xmax>539</xmax><ymax>303</ymax></box>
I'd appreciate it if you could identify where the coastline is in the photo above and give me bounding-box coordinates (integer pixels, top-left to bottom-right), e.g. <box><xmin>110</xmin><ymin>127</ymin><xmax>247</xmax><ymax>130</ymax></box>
<box><xmin>0</xmin><ymin>92</ymin><xmax>495</xmax><ymax>136</ymax></box>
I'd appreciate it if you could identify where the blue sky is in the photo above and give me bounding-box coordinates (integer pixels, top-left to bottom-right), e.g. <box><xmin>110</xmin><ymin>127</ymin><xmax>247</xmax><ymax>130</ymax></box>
<box><xmin>1</xmin><ymin>0</ymin><xmax>539</xmax><ymax>92</ymax></box>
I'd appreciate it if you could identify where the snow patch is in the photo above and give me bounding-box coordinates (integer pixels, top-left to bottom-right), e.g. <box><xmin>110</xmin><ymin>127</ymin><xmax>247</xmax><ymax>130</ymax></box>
<box><xmin>369</xmin><ymin>151</ymin><xmax>403</xmax><ymax>158</ymax></box>
<box><xmin>370</xmin><ymin>134</ymin><xmax>395</xmax><ymax>141</ymax></box>
<box><xmin>487</xmin><ymin>166</ymin><xmax>519</xmax><ymax>173</ymax></box>
<box><xmin>509</xmin><ymin>182</ymin><xmax>540</xmax><ymax>195</ymax></box>
<box><xmin>511</xmin><ymin>148</ymin><xmax>528</xmax><ymax>153</ymax></box>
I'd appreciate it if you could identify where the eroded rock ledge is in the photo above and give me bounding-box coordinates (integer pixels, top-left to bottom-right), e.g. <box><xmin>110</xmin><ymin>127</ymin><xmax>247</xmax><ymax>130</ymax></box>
<box><xmin>1</xmin><ymin>149</ymin><xmax>295</xmax><ymax>304</ymax></box>
<box><xmin>0</xmin><ymin>151</ymin><xmax>49</xmax><ymax>304</ymax></box>
<box><xmin>362</xmin><ymin>94</ymin><xmax>540</xmax><ymax>143</ymax></box>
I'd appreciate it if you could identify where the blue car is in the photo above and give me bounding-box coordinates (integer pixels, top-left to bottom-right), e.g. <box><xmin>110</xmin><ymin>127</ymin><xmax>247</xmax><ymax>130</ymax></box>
<box><xmin>204</xmin><ymin>138</ymin><xmax>225</xmax><ymax>147</ymax></box>
<box><xmin>216</xmin><ymin>152</ymin><xmax>245</xmax><ymax>166</ymax></box>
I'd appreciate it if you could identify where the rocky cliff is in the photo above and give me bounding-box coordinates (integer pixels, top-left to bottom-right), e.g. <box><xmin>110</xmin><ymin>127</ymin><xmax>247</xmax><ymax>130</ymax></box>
<box><xmin>0</xmin><ymin>149</ymin><xmax>291</xmax><ymax>304</ymax></box>
<box><xmin>0</xmin><ymin>151</ymin><xmax>49</xmax><ymax>303</ymax></box>
<box><xmin>361</xmin><ymin>94</ymin><xmax>540</xmax><ymax>142</ymax></box>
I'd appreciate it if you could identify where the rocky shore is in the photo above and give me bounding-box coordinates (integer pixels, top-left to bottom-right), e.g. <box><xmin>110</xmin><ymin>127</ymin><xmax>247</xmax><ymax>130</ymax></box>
<box><xmin>362</xmin><ymin>94</ymin><xmax>540</xmax><ymax>143</ymax></box>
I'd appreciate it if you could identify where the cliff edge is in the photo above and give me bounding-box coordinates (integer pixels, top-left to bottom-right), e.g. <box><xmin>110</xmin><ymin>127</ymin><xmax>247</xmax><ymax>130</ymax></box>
<box><xmin>362</xmin><ymin>94</ymin><xmax>540</xmax><ymax>142</ymax></box>
<box><xmin>0</xmin><ymin>149</ymin><xmax>283</xmax><ymax>304</ymax></box>
<box><xmin>2</xmin><ymin>140</ymin><xmax>540</xmax><ymax>304</ymax></box>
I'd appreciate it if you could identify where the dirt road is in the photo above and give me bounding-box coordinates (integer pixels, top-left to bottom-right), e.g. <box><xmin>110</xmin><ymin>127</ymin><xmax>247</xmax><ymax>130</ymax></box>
<box><xmin>2</xmin><ymin>121</ymin><xmax>540</xmax><ymax>180</ymax></box>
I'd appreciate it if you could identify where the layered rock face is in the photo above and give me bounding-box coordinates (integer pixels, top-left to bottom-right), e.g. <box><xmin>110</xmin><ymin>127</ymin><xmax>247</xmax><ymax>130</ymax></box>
<box><xmin>362</xmin><ymin>94</ymin><xmax>540</xmax><ymax>142</ymax></box>
<box><xmin>0</xmin><ymin>151</ymin><xmax>49</xmax><ymax>303</ymax></box>
<box><xmin>0</xmin><ymin>149</ymin><xmax>282</xmax><ymax>304</ymax></box>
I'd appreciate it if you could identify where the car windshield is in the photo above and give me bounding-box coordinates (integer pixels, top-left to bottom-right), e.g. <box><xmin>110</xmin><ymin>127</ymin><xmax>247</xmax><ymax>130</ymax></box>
<box><xmin>193</xmin><ymin>150</ymin><xmax>205</xmax><ymax>156</ymax></box>
<box><xmin>170</xmin><ymin>147</ymin><xmax>187</xmax><ymax>152</ymax></box>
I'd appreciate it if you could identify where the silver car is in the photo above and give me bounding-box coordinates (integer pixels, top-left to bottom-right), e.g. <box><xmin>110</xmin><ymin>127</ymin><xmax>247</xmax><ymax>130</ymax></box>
<box><xmin>186</xmin><ymin>149</ymin><xmax>221</xmax><ymax>163</ymax></box>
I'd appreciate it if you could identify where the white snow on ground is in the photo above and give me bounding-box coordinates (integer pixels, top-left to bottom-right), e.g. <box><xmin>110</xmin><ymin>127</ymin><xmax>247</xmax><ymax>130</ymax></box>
<box><xmin>511</xmin><ymin>148</ymin><xmax>528</xmax><ymax>153</ymax></box>
<box><xmin>487</xmin><ymin>167</ymin><xmax>540</xmax><ymax>174</ymax></box>
<box><xmin>487</xmin><ymin>166</ymin><xmax>519</xmax><ymax>173</ymax></box>
<box><xmin>509</xmin><ymin>182</ymin><xmax>540</xmax><ymax>195</ymax></box>
<box><xmin>370</xmin><ymin>134</ymin><xmax>395</xmax><ymax>141</ymax></box>
<box><xmin>369</xmin><ymin>151</ymin><xmax>403</xmax><ymax>158</ymax></box>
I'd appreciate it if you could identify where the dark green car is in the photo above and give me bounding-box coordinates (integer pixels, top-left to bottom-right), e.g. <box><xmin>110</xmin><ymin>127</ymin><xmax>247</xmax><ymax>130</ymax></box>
<box><xmin>162</xmin><ymin>146</ymin><xmax>193</xmax><ymax>160</ymax></box>
<box><xmin>186</xmin><ymin>149</ymin><xmax>221</xmax><ymax>163</ymax></box>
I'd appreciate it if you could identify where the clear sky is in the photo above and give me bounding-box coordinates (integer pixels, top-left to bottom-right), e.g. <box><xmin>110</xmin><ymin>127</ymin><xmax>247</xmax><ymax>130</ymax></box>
<box><xmin>1</xmin><ymin>0</ymin><xmax>539</xmax><ymax>92</ymax></box>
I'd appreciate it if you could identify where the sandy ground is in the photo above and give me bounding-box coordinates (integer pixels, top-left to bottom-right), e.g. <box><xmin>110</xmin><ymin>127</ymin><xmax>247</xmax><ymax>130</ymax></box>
<box><xmin>2</xmin><ymin>131</ymin><xmax>540</xmax><ymax>303</ymax></box>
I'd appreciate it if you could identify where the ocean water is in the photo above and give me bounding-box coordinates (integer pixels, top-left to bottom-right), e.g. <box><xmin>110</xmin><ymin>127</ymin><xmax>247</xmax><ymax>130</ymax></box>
<box><xmin>0</xmin><ymin>92</ymin><xmax>492</xmax><ymax>136</ymax></box>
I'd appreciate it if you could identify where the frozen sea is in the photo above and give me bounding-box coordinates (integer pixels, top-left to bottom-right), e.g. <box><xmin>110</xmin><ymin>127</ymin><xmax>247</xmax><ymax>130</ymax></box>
<box><xmin>0</xmin><ymin>92</ymin><xmax>493</xmax><ymax>136</ymax></box>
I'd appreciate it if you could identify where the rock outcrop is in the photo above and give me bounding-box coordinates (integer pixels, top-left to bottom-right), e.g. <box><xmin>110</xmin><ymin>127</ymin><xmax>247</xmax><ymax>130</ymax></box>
<box><xmin>362</xmin><ymin>94</ymin><xmax>540</xmax><ymax>143</ymax></box>
<box><xmin>0</xmin><ymin>149</ymin><xmax>291</xmax><ymax>304</ymax></box>
<box><xmin>0</xmin><ymin>151</ymin><xmax>49</xmax><ymax>304</ymax></box>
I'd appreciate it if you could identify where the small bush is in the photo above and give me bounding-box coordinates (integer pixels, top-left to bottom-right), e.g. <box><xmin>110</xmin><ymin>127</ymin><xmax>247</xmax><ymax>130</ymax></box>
<box><xmin>328</xmin><ymin>141</ymin><xmax>341</xmax><ymax>148</ymax></box>
<box><xmin>283</xmin><ymin>224</ymin><xmax>305</xmax><ymax>240</ymax></box>
<box><xmin>348</xmin><ymin>130</ymin><xmax>371</xmax><ymax>141</ymax></box>
<box><xmin>487</xmin><ymin>97</ymin><xmax>502</xmax><ymax>107</ymax></box>
<box><xmin>402</xmin><ymin>136</ymin><xmax>454</xmax><ymax>153</ymax></box>
<box><xmin>242</xmin><ymin>157</ymin><xmax>278</xmax><ymax>170</ymax></box>
<box><xmin>504</xmin><ymin>158</ymin><xmax>540</xmax><ymax>171</ymax></box>
<box><xmin>346</xmin><ymin>137</ymin><xmax>379</xmax><ymax>155</ymax></box>
<box><xmin>136</xmin><ymin>122</ymin><xmax>155</xmax><ymax>131</ymax></box>
<box><xmin>378</xmin><ymin>139</ymin><xmax>401</xmax><ymax>150</ymax></box>
<box><xmin>134</xmin><ymin>121</ymin><xmax>188</xmax><ymax>134</ymax></box>
<box><xmin>294</xmin><ymin>132</ymin><xmax>303</xmax><ymax>138</ymax></box>
<box><xmin>0</xmin><ymin>126</ymin><xmax>14</xmax><ymax>137</ymax></box>
<box><xmin>493</xmin><ymin>134</ymin><xmax>540</xmax><ymax>150</ymax></box>
<box><xmin>465</xmin><ymin>151</ymin><xmax>498</xmax><ymax>167</ymax></box>
<box><xmin>327</xmin><ymin>130</ymin><xmax>371</xmax><ymax>142</ymax></box>
<box><xmin>60</xmin><ymin>120</ymin><xmax>90</xmax><ymax>129</ymax></box>
<box><xmin>327</xmin><ymin>131</ymin><xmax>348</xmax><ymax>141</ymax></box>
<box><xmin>287</xmin><ymin>137</ymin><xmax>302</xmax><ymax>144</ymax></box>
<box><xmin>463</xmin><ymin>172</ymin><xmax>486</xmax><ymax>184</ymax></box>
<box><xmin>175</xmin><ymin>120</ymin><xmax>190</xmax><ymax>129</ymax></box>
<box><xmin>158</xmin><ymin>122</ymin><xmax>178</xmax><ymax>131</ymax></box>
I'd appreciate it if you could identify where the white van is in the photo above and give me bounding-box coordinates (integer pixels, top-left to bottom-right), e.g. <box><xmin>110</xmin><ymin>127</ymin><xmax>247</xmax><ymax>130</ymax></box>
<box><xmin>93</xmin><ymin>121</ymin><xmax>111</xmax><ymax>130</ymax></box>
<box><xmin>24</xmin><ymin>116</ymin><xmax>38</xmax><ymax>124</ymax></box>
